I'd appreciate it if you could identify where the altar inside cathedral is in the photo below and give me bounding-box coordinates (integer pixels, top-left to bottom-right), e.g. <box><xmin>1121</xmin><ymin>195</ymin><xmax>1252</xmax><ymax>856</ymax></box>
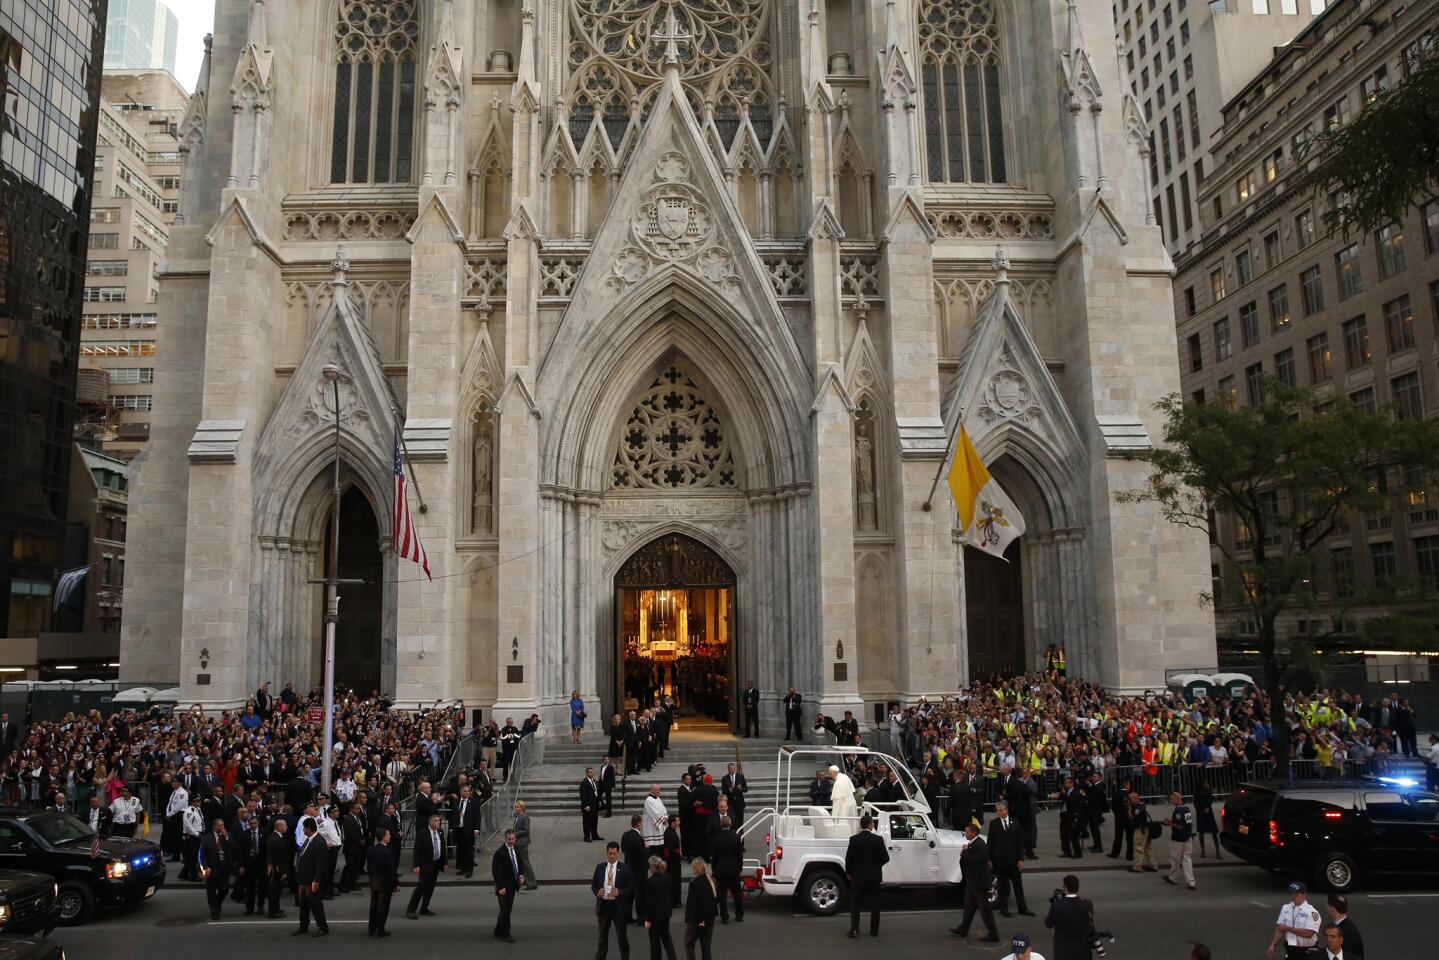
<box><xmin>619</xmin><ymin>586</ymin><xmax>732</xmax><ymax>722</ymax></box>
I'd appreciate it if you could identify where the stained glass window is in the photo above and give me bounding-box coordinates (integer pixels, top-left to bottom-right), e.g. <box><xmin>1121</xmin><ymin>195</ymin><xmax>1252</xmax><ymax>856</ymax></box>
<box><xmin>331</xmin><ymin>1</ymin><xmax>419</xmax><ymax>184</ymax></box>
<box><xmin>917</xmin><ymin>0</ymin><xmax>1007</xmax><ymax>184</ymax></box>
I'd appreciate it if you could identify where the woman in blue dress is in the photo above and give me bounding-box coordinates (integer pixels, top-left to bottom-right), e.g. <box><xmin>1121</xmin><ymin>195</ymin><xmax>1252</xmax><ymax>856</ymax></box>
<box><xmin>569</xmin><ymin>690</ymin><xmax>586</xmax><ymax>744</ymax></box>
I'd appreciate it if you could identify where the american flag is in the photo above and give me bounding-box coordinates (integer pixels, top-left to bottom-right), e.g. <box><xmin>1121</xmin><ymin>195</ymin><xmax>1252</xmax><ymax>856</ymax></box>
<box><xmin>393</xmin><ymin>432</ymin><xmax>431</xmax><ymax>579</ymax></box>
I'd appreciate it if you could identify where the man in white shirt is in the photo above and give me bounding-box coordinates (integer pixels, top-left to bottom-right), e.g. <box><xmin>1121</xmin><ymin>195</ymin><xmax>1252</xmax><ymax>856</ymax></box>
<box><xmin>181</xmin><ymin>795</ymin><xmax>206</xmax><ymax>882</ymax></box>
<box><xmin>1268</xmin><ymin>881</ymin><xmax>1321</xmax><ymax>959</ymax></box>
<box><xmin>317</xmin><ymin>807</ymin><xmax>343</xmax><ymax>898</ymax></box>
<box><xmin>110</xmin><ymin>787</ymin><xmax>144</xmax><ymax>838</ymax></box>
<box><xmin>1426</xmin><ymin>733</ymin><xmax>1439</xmax><ymax>791</ymax></box>
<box><xmin>642</xmin><ymin>784</ymin><xmax>667</xmax><ymax>856</ymax></box>
<box><xmin>1000</xmin><ymin>932</ymin><xmax>1045</xmax><ymax>960</ymax></box>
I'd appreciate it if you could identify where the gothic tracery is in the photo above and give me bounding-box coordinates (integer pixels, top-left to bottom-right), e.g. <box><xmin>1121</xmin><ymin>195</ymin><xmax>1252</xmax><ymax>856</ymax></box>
<box><xmin>917</xmin><ymin>0</ymin><xmax>1007</xmax><ymax>184</ymax></box>
<box><xmin>331</xmin><ymin>0</ymin><xmax>420</xmax><ymax>184</ymax></box>
<box><xmin>611</xmin><ymin>362</ymin><xmax>738</xmax><ymax>492</ymax></box>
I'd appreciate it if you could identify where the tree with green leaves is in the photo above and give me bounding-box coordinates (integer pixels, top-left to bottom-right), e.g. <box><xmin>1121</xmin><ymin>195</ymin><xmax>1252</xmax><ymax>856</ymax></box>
<box><xmin>1300</xmin><ymin>40</ymin><xmax>1439</xmax><ymax>238</ymax></box>
<box><xmin>1120</xmin><ymin>381</ymin><xmax>1439</xmax><ymax>774</ymax></box>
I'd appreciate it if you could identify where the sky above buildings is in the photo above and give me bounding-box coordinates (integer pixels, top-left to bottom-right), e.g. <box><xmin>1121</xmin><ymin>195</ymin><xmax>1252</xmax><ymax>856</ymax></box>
<box><xmin>169</xmin><ymin>0</ymin><xmax>214</xmax><ymax>93</ymax></box>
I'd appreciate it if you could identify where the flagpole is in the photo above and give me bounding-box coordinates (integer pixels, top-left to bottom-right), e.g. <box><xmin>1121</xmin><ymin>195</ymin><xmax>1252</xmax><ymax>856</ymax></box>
<box><xmin>392</xmin><ymin>406</ymin><xmax>428</xmax><ymax>514</ymax></box>
<box><xmin>920</xmin><ymin>406</ymin><xmax>964</xmax><ymax>512</ymax></box>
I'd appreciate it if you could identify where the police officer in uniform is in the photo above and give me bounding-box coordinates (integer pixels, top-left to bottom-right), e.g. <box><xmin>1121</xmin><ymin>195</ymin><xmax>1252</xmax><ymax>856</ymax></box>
<box><xmin>1268</xmin><ymin>882</ymin><xmax>1321</xmax><ymax>960</ymax></box>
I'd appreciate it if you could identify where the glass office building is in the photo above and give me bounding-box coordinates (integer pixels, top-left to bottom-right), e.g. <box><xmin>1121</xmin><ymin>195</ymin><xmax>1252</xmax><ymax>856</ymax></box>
<box><xmin>102</xmin><ymin>0</ymin><xmax>175</xmax><ymax>74</ymax></box>
<box><xmin>0</xmin><ymin>0</ymin><xmax>107</xmax><ymax>636</ymax></box>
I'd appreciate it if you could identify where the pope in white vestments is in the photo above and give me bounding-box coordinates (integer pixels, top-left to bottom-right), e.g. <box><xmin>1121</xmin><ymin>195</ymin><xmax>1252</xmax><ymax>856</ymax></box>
<box><xmin>828</xmin><ymin>765</ymin><xmax>858</xmax><ymax>830</ymax></box>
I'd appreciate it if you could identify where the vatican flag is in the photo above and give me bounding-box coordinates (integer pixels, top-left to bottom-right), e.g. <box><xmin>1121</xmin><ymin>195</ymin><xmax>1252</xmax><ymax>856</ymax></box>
<box><xmin>945</xmin><ymin>426</ymin><xmax>1025</xmax><ymax>560</ymax></box>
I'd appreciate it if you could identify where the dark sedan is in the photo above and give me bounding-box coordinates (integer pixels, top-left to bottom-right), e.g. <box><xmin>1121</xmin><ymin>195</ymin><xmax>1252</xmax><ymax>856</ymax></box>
<box><xmin>0</xmin><ymin>809</ymin><xmax>164</xmax><ymax>924</ymax></box>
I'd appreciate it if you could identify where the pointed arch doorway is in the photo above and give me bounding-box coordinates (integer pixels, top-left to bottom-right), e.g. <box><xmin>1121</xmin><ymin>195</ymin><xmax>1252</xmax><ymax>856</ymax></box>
<box><xmin>613</xmin><ymin>533</ymin><xmax>737</xmax><ymax>726</ymax></box>
<box><xmin>319</xmin><ymin>487</ymin><xmax>384</xmax><ymax>696</ymax></box>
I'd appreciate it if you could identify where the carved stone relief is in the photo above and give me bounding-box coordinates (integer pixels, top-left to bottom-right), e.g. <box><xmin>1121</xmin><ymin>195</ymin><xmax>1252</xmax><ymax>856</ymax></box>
<box><xmin>975</xmin><ymin>344</ymin><xmax>1045</xmax><ymax>432</ymax></box>
<box><xmin>283</xmin><ymin>209</ymin><xmax>418</xmax><ymax>241</ymax></box>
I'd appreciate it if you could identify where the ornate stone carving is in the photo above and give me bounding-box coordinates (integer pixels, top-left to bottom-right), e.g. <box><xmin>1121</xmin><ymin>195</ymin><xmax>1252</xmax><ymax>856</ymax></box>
<box><xmin>925</xmin><ymin>207</ymin><xmax>1055</xmax><ymax>240</ymax></box>
<box><xmin>463</xmin><ymin>257</ymin><xmax>507</xmax><ymax>306</ymax></box>
<box><xmin>765</xmin><ymin>255</ymin><xmax>807</xmax><ymax>298</ymax></box>
<box><xmin>839</xmin><ymin>255</ymin><xmax>881</xmax><ymax>301</ymax></box>
<box><xmin>285</xmin><ymin>366</ymin><xmax>371</xmax><ymax>439</ymax></box>
<box><xmin>471</xmin><ymin>401</ymin><xmax>495</xmax><ymax>534</ymax></box>
<box><xmin>283</xmin><ymin>209</ymin><xmax>418</xmax><ymax>241</ymax></box>
<box><xmin>613</xmin><ymin>532</ymin><xmax>737</xmax><ymax>586</ymax></box>
<box><xmin>975</xmin><ymin>346</ymin><xmax>1044</xmax><ymax>429</ymax></box>
<box><xmin>539</xmin><ymin>256</ymin><xmax>584</xmax><ymax>297</ymax></box>
<box><xmin>611</xmin><ymin>362</ymin><xmax>738</xmax><ymax>492</ymax></box>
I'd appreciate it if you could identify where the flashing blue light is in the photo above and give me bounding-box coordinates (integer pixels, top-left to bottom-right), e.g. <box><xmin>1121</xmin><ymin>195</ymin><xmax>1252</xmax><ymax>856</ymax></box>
<box><xmin>1377</xmin><ymin>775</ymin><xmax>1419</xmax><ymax>788</ymax></box>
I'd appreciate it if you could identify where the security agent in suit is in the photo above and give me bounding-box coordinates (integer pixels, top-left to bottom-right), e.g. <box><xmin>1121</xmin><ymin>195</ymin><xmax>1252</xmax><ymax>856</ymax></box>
<box><xmin>987</xmin><ymin>801</ymin><xmax>1033</xmax><ymax>918</ymax></box>
<box><xmin>198</xmin><ymin>819</ymin><xmax>235</xmax><ymax>921</ymax></box>
<box><xmin>1057</xmin><ymin>777</ymin><xmax>1086</xmax><ymax>859</ymax></box>
<box><xmin>406</xmin><ymin>812</ymin><xmax>446</xmax><ymax>918</ymax></box>
<box><xmin>236</xmin><ymin>813</ymin><xmax>267</xmax><ymax>915</ymax></box>
<box><xmin>592</xmin><ymin>841</ymin><xmax>633</xmax><ymax>960</ymax></box>
<box><xmin>622</xmin><ymin>815</ymin><xmax>650</xmax><ymax>924</ymax></box>
<box><xmin>450</xmin><ymin>785</ymin><xmax>480</xmax><ymax>877</ymax></box>
<box><xmin>293</xmin><ymin>819</ymin><xmax>329</xmax><ymax>937</ymax></box>
<box><xmin>949</xmin><ymin>822</ymin><xmax>999</xmax><ymax>942</ymax></box>
<box><xmin>1324</xmin><ymin>894</ymin><xmax>1365</xmax><ymax>960</ymax></box>
<box><xmin>782</xmin><ymin>688</ymin><xmax>803</xmax><ymax>741</ymax></box>
<box><xmin>720</xmin><ymin>764</ymin><xmax>747</xmax><ymax>828</ymax></box>
<box><xmin>844</xmin><ymin>813</ymin><xmax>890</xmax><ymax>938</ymax></box>
<box><xmin>339</xmin><ymin>801</ymin><xmax>367</xmax><ymax>892</ymax></box>
<box><xmin>599</xmin><ymin>757</ymin><xmax>618</xmax><ymax>817</ymax></box>
<box><xmin>708</xmin><ymin>816</ymin><xmax>744</xmax><ymax>924</ymax></box>
<box><xmin>1044</xmin><ymin>874</ymin><xmax>1091</xmax><ymax>960</ymax></box>
<box><xmin>581</xmin><ymin>767</ymin><xmax>603</xmax><ymax>842</ymax></box>
<box><xmin>741</xmin><ymin>682</ymin><xmax>761</xmax><ymax>738</ymax></box>
<box><xmin>492</xmin><ymin>828</ymin><xmax>524</xmax><ymax>942</ymax></box>
<box><xmin>264</xmin><ymin>818</ymin><xmax>291</xmax><ymax>918</ymax></box>
<box><xmin>642</xmin><ymin>856</ymin><xmax>678</xmax><ymax>960</ymax></box>
<box><xmin>365</xmin><ymin>826</ymin><xmax>399</xmax><ymax>937</ymax></box>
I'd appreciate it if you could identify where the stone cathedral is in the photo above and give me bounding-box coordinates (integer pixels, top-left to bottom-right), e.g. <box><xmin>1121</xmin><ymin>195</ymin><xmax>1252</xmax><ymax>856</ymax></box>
<box><xmin>120</xmin><ymin>0</ymin><xmax>1215</xmax><ymax>725</ymax></box>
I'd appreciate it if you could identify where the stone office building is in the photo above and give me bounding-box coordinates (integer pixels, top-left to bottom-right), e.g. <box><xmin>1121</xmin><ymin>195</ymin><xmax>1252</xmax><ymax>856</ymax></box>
<box><xmin>121</xmin><ymin>0</ymin><xmax>1213</xmax><ymax>726</ymax></box>
<box><xmin>1174</xmin><ymin>0</ymin><xmax>1439</xmax><ymax>637</ymax></box>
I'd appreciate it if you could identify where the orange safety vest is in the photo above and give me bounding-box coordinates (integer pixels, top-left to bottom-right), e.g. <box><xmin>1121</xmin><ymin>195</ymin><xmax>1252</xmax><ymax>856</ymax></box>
<box><xmin>1142</xmin><ymin>745</ymin><xmax>1158</xmax><ymax>776</ymax></box>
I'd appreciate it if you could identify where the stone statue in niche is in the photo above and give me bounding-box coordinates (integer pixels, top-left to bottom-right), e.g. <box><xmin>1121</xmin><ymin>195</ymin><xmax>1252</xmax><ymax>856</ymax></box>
<box><xmin>854</xmin><ymin>420</ymin><xmax>877</xmax><ymax>532</ymax></box>
<box><xmin>471</xmin><ymin>407</ymin><xmax>494</xmax><ymax>534</ymax></box>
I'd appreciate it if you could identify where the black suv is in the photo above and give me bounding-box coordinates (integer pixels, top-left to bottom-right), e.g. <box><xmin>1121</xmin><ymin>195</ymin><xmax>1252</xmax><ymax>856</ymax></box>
<box><xmin>0</xmin><ymin>809</ymin><xmax>165</xmax><ymax>925</ymax></box>
<box><xmin>1221</xmin><ymin>778</ymin><xmax>1439</xmax><ymax>892</ymax></box>
<box><xmin>0</xmin><ymin>870</ymin><xmax>58</xmax><ymax>936</ymax></box>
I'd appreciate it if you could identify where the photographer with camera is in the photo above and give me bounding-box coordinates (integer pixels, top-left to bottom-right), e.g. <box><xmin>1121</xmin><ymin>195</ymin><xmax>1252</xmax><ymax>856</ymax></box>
<box><xmin>1043</xmin><ymin>875</ymin><xmax>1089</xmax><ymax>960</ymax></box>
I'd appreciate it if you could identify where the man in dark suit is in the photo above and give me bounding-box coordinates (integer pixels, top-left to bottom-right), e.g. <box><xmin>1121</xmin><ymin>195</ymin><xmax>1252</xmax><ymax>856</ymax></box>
<box><xmin>293</xmin><ymin>820</ymin><xmax>329</xmax><ymax>937</ymax></box>
<box><xmin>406</xmin><ymin>812</ymin><xmax>446</xmax><ymax>919</ymax></box>
<box><xmin>84</xmin><ymin>794</ymin><xmax>114</xmax><ymax>837</ymax></box>
<box><xmin>1044</xmin><ymin>874</ymin><xmax>1090</xmax><ymax>960</ymax></box>
<box><xmin>1084</xmin><ymin>772</ymin><xmax>1108</xmax><ymax>853</ymax></box>
<box><xmin>491</xmin><ymin>829</ymin><xmax>523</xmax><ymax>943</ymax></box>
<box><xmin>413</xmin><ymin>781</ymin><xmax>439</xmax><ymax>826</ymax></box>
<box><xmin>580</xmin><ymin>767</ymin><xmax>602</xmax><ymax>842</ymax></box>
<box><xmin>623</xmin><ymin>712</ymin><xmax>641</xmax><ymax>775</ymax></box>
<box><xmin>741</xmin><ymin>681</ymin><xmax>760</xmax><ymax>738</ymax></box>
<box><xmin>782</xmin><ymin>687</ymin><xmax>803</xmax><ymax>741</ymax></box>
<box><xmin>591</xmin><ymin>841</ymin><xmax>633</xmax><ymax>960</ymax></box>
<box><xmin>844</xmin><ymin>813</ymin><xmax>890</xmax><ymax>938</ymax></box>
<box><xmin>949</xmin><ymin>822</ymin><xmax>999</xmax><ymax>942</ymax></box>
<box><xmin>721</xmin><ymin>763</ymin><xmax>748</xmax><ymax>829</ymax></box>
<box><xmin>642</xmin><ymin>856</ymin><xmax>677</xmax><ymax>960</ymax></box>
<box><xmin>709</xmin><ymin>817</ymin><xmax>744</xmax><ymax>924</ymax></box>
<box><xmin>1058</xmin><ymin>777</ymin><xmax>1086</xmax><ymax>858</ymax></box>
<box><xmin>987</xmin><ymin>801</ymin><xmax>1032</xmax><ymax>918</ymax></box>
<box><xmin>0</xmin><ymin>713</ymin><xmax>17</xmax><ymax>759</ymax></box>
<box><xmin>366</xmin><ymin>826</ymin><xmax>399</xmax><ymax>938</ymax></box>
<box><xmin>948</xmin><ymin>768</ymin><xmax>978</xmax><ymax>831</ymax></box>
<box><xmin>450</xmin><ymin>785</ymin><xmax>479</xmax><ymax>877</ymax></box>
<box><xmin>264</xmin><ymin>817</ymin><xmax>290</xmax><ymax>919</ymax></box>
<box><xmin>621</xmin><ymin>815</ymin><xmax>649</xmax><ymax>924</ymax></box>
<box><xmin>1325</xmin><ymin>894</ymin><xmax>1365</xmax><ymax>959</ymax></box>
<box><xmin>198</xmin><ymin>819</ymin><xmax>234</xmax><ymax>921</ymax></box>
<box><xmin>598</xmin><ymin>756</ymin><xmax>617</xmax><ymax>817</ymax></box>
<box><xmin>284</xmin><ymin>771</ymin><xmax>313</xmax><ymax>812</ymax></box>
<box><xmin>236</xmin><ymin>813</ymin><xmax>267</xmax><ymax>915</ymax></box>
<box><xmin>340</xmin><ymin>801</ymin><xmax>367</xmax><ymax>892</ymax></box>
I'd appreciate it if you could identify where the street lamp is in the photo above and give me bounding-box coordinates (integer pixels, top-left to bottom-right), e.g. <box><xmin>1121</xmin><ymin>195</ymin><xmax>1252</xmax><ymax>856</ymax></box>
<box><xmin>309</xmin><ymin>363</ymin><xmax>362</xmax><ymax>801</ymax></box>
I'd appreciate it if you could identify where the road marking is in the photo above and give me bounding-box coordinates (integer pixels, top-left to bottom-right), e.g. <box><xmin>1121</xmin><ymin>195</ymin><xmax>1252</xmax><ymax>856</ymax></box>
<box><xmin>207</xmin><ymin>919</ymin><xmax>369</xmax><ymax>925</ymax></box>
<box><xmin>789</xmin><ymin>908</ymin><xmax>956</xmax><ymax>917</ymax></box>
<box><xmin>1365</xmin><ymin>893</ymin><xmax>1439</xmax><ymax>899</ymax></box>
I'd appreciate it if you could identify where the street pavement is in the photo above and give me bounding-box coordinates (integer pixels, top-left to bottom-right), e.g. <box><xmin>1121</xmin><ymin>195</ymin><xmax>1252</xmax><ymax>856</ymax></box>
<box><xmin>44</xmin><ymin>865</ymin><xmax>1437</xmax><ymax>959</ymax></box>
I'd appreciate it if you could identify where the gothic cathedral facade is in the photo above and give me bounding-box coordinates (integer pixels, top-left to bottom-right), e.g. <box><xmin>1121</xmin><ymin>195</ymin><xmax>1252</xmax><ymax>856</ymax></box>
<box><xmin>120</xmin><ymin>0</ymin><xmax>1216</xmax><ymax>723</ymax></box>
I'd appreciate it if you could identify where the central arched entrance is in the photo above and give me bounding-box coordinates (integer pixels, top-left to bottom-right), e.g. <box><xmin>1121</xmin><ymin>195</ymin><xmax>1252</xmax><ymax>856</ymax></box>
<box><xmin>321</xmin><ymin>486</ymin><xmax>384</xmax><ymax>696</ymax></box>
<box><xmin>614</xmin><ymin>532</ymin><xmax>737</xmax><ymax>725</ymax></box>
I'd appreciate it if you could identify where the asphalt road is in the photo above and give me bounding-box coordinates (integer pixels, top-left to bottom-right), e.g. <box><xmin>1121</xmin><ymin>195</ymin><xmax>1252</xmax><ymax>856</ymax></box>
<box><xmin>40</xmin><ymin>865</ymin><xmax>1437</xmax><ymax>959</ymax></box>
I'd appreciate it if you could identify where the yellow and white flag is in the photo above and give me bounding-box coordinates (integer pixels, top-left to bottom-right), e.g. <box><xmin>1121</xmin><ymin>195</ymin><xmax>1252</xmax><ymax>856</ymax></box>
<box><xmin>946</xmin><ymin>426</ymin><xmax>1025</xmax><ymax>560</ymax></box>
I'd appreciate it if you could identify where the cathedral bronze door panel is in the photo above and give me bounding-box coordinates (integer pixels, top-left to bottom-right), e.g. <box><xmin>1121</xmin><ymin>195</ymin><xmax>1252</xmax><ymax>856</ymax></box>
<box><xmin>323</xmin><ymin>487</ymin><xmax>384</xmax><ymax>697</ymax></box>
<box><xmin>614</xmin><ymin>533</ymin><xmax>737</xmax><ymax>728</ymax></box>
<box><xmin>964</xmin><ymin>541</ymin><xmax>1024</xmax><ymax>678</ymax></box>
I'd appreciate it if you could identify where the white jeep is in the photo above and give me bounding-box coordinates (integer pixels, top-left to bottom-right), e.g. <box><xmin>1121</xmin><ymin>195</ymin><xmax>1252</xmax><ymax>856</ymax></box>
<box><xmin>741</xmin><ymin>746</ymin><xmax>970</xmax><ymax>915</ymax></box>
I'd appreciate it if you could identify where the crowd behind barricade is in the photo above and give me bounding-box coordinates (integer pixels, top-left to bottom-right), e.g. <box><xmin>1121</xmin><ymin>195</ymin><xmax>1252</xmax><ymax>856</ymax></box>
<box><xmin>863</xmin><ymin>669</ymin><xmax>1421</xmax><ymax>827</ymax></box>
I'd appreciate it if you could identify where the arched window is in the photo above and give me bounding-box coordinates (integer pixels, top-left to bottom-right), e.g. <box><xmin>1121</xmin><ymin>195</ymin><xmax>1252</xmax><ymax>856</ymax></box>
<box><xmin>331</xmin><ymin>0</ymin><xmax>420</xmax><ymax>184</ymax></box>
<box><xmin>917</xmin><ymin>0</ymin><xmax>1006</xmax><ymax>184</ymax></box>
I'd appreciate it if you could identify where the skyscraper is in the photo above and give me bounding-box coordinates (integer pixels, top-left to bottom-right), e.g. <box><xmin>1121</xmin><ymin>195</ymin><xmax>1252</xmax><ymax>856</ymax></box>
<box><xmin>0</xmin><ymin>0</ymin><xmax>108</xmax><ymax>637</ymax></box>
<box><xmin>103</xmin><ymin>0</ymin><xmax>176</xmax><ymax>74</ymax></box>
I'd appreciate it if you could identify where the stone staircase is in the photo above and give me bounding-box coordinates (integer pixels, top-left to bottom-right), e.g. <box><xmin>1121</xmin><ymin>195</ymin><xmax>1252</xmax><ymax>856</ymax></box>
<box><xmin>518</xmin><ymin>725</ymin><xmax>808</xmax><ymax>817</ymax></box>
